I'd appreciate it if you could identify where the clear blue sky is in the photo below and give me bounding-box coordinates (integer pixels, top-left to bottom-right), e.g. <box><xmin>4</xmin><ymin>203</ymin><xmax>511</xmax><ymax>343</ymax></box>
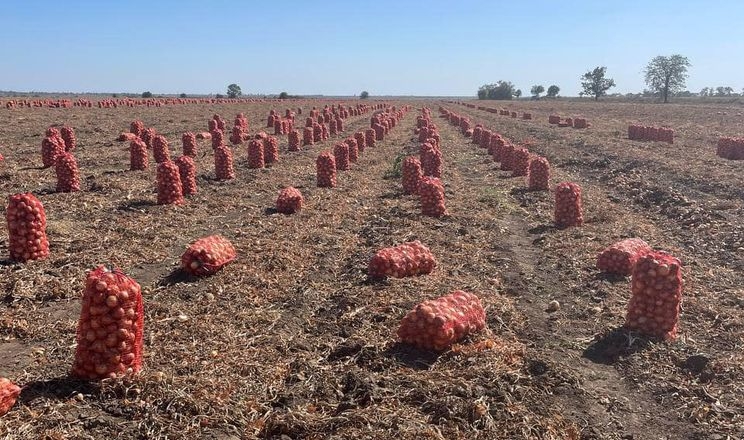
<box><xmin>1</xmin><ymin>0</ymin><xmax>742</xmax><ymax>97</ymax></box>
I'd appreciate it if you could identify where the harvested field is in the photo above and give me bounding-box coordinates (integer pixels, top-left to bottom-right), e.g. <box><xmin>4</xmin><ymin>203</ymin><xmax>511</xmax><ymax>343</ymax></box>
<box><xmin>0</xmin><ymin>99</ymin><xmax>743</xmax><ymax>439</ymax></box>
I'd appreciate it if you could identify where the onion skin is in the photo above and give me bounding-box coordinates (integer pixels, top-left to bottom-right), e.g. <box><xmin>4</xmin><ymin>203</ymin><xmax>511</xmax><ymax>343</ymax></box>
<box><xmin>0</xmin><ymin>377</ymin><xmax>21</xmax><ymax>416</ymax></box>
<box><xmin>181</xmin><ymin>235</ymin><xmax>237</xmax><ymax>277</ymax></box>
<box><xmin>398</xmin><ymin>290</ymin><xmax>486</xmax><ymax>351</ymax></box>
<box><xmin>368</xmin><ymin>241</ymin><xmax>436</xmax><ymax>279</ymax></box>
<box><xmin>625</xmin><ymin>252</ymin><xmax>683</xmax><ymax>340</ymax></box>
<box><xmin>72</xmin><ymin>266</ymin><xmax>144</xmax><ymax>380</ymax></box>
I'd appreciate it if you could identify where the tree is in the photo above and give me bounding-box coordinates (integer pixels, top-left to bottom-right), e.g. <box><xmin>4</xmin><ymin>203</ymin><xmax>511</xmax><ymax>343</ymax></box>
<box><xmin>215</xmin><ymin>93</ymin><xmax>224</xmax><ymax>99</ymax></box>
<box><xmin>179</xmin><ymin>93</ymin><xmax>187</xmax><ymax>98</ymax></box>
<box><xmin>644</xmin><ymin>55</ymin><xmax>691</xmax><ymax>103</ymax></box>
<box><xmin>226</xmin><ymin>84</ymin><xmax>242</xmax><ymax>98</ymax></box>
<box><xmin>715</xmin><ymin>86</ymin><xmax>734</xmax><ymax>97</ymax></box>
<box><xmin>477</xmin><ymin>81</ymin><xmax>516</xmax><ymax>100</ymax></box>
<box><xmin>360</xmin><ymin>91</ymin><xmax>370</xmax><ymax>99</ymax></box>
<box><xmin>700</xmin><ymin>87</ymin><xmax>711</xmax><ymax>97</ymax></box>
<box><xmin>278</xmin><ymin>91</ymin><xmax>289</xmax><ymax>99</ymax></box>
<box><xmin>514</xmin><ymin>89</ymin><xmax>522</xmax><ymax>98</ymax></box>
<box><xmin>580</xmin><ymin>67</ymin><xmax>615</xmax><ymax>101</ymax></box>
<box><xmin>530</xmin><ymin>85</ymin><xmax>545</xmax><ymax>99</ymax></box>
<box><xmin>141</xmin><ymin>91</ymin><xmax>153</xmax><ymax>98</ymax></box>
<box><xmin>546</xmin><ymin>85</ymin><xmax>560</xmax><ymax>98</ymax></box>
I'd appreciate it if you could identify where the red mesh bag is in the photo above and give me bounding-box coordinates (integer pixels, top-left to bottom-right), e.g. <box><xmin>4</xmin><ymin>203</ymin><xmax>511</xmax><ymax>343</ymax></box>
<box><xmin>316</xmin><ymin>152</ymin><xmax>336</xmax><ymax>188</ymax></box>
<box><xmin>130</xmin><ymin>139</ymin><xmax>148</xmax><ymax>171</ymax></box>
<box><xmin>305</xmin><ymin>117</ymin><xmax>314</xmax><ymax>127</ymax></box>
<box><xmin>313</xmin><ymin>123</ymin><xmax>323</xmax><ymax>142</ymax></box>
<box><xmin>182</xmin><ymin>132</ymin><xmax>197</xmax><ymax>157</ymax></box>
<box><xmin>596</xmin><ymin>238</ymin><xmax>652</xmax><ymax>276</ymax></box>
<box><xmin>333</xmin><ymin>142</ymin><xmax>350</xmax><ymax>171</ymax></box>
<box><xmin>288</xmin><ymin>130</ymin><xmax>301</xmax><ymax>152</ymax></box>
<box><xmin>6</xmin><ymin>193</ymin><xmax>50</xmax><ymax>262</ymax></box>
<box><xmin>329</xmin><ymin>119</ymin><xmax>338</xmax><ymax>136</ymax></box>
<box><xmin>130</xmin><ymin>120</ymin><xmax>144</xmax><ymax>136</ymax></box>
<box><xmin>397</xmin><ymin>290</ymin><xmax>486</xmax><ymax>351</ymax></box>
<box><xmin>321</xmin><ymin>123</ymin><xmax>329</xmax><ymax>141</ymax></box>
<box><xmin>141</xmin><ymin>128</ymin><xmax>157</xmax><ymax>148</ymax></box>
<box><xmin>372</xmin><ymin>123</ymin><xmax>384</xmax><ymax>141</ymax></box>
<box><xmin>156</xmin><ymin>161</ymin><xmax>184</xmax><ymax>205</ymax></box>
<box><xmin>472</xmin><ymin>126</ymin><xmax>483</xmax><ymax>144</ymax></box>
<box><xmin>181</xmin><ymin>235</ymin><xmax>237</xmax><ymax>276</ymax></box>
<box><xmin>247</xmin><ymin>139</ymin><xmax>265</xmax><ymax>169</ymax></box>
<box><xmin>175</xmin><ymin>156</ymin><xmax>197</xmax><ymax>195</ymax></box>
<box><xmin>510</xmin><ymin>111</ymin><xmax>517</xmax><ymax>118</ymax></box>
<box><xmin>527</xmin><ymin>156</ymin><xmax>550</xmax><ymax>190</ymax></box>
<box><xmin>214</xmin><ymin>145</ymin><xmax>235</xmax><ymax>180</ymax></box>
<box><xmin>303</xmin><ymin>127</ymin><xmax>314</xmax><ymax>146</ymax></box>
<box><xmin>345</xmin><ymin>137</ymin><xmax>359</xmax><ymax>163</ymax></box>
<box><xmin>419</xmin><ymin>176</ymin><xmax>447</xmax><ymax>217</ymax></box>
<box><xmin>152</xmin><ymin>135</ymin><xmax>171</xmax><ymax>163</ymax></box>
<box><xmin>554</xmin><ymin>182</ymin><xmax>583</xmax><ymax>227</ymax></box>
<box><xmin>625</xmin><ymin>252</ymin><xmax>682</xmax><ymax>340</ymax></box>
<box><xmin>118</xmin><ymin>132</ymin><xmax>139</xmax><ymax>142</ymax></box>
<box><xmin>263</xmin><ymin>136</ymin><xmax>279</xmax><ymax>164</ymax></box>
<box><xmin>55</xmin><ymin>152</ymin><xmax>81</xmax><ymax>192</ymax></box>
<box><xmin>196</xmin><ymin>132</ymin><xmax>212</xmax><ymax>140</ymax></box>
<box><xmin>368</xmin><ymin>240</ymin><xmax>436</xmax><ymax>279</ymax></box>
<box><xmin>335</xmin><ymin>118</ymin><xmax>343</xmax><ymax>133</ymax></box>
<box><xmin>60</xmin><ymin>126</ymin><xmax>76</xmax><ymax>151</ymax></box>
<box><xmin>573</xmin><ymin>118</ymin><xmax>588</xmax><ymax>129</ymax></box>
<box><xmin>41</xmin><ymin>134</ymin><xmax>65</xmax><ymax>168</ymax></box>
<box><xmin>365</xmin><ymin>129</ymin><xmax>376</xmax><ymax>148</ymax></box>
<box><xmin>0</xmin><ymin>377</ymin><xmax>21</xmax><ymax>416</ymax></box>
<box><xmin>511</xmin><ymin>148</ymin><xmax>531</xmax><ymax>177</ymax></box>
<box><xmin>276</xmin><ymin>187</ymin><xmax>304</xmax><ymax>214</ymax></box>
<box><xmin>214</xmin><ymin>114</ymin><xmax>226</xmax><ymax>132</ymax></box>
<box><xmin>402</xmin><ymin>156</ymin><xmax>423</xmax><ymax>195</ymax></box>
<box><xmin>420</xmin><ymin>143</ymin><xmax>442</xmax><ymax>178</ymax></box>
<box><xmin>71</xmin><ymin>266</ymin><xmax>144</xmax><ymax>380</ymax></box>
<box><xmin>211</xmin><ymin>130</ymin><xmax>224</xmax><ymax>149</ymax></box>
<box><xmin>522</xmin><ymin>113</ymin><xmax>532</xmax><ymax>120</ymax></box>
<box><xmin>230</xmin><ymin>125</ymin><xmax>245</xmax><ymax>145</ymax></box>
<box><xmin>548</xmin><ymin>115</ymin><xmax>560</xmax><ymax>124</ymax></box>
<box><xmin>355</xmin><ymin>131</ymin><xmax>366</xmax><ymax>152</ymax></box>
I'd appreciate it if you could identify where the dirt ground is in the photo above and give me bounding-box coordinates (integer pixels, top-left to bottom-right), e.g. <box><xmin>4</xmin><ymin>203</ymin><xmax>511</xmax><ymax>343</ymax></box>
<box><xmin>0</xmin><ymin>99</ymin><xmax>742</xmax><ymax>439</ymax></box>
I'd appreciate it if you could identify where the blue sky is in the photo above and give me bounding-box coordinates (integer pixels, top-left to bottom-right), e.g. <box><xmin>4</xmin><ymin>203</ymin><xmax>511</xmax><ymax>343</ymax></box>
<box><xmin>1</xmin><ymin>0</ymin><xmax>742</xmax><ymax>96</ymax></box>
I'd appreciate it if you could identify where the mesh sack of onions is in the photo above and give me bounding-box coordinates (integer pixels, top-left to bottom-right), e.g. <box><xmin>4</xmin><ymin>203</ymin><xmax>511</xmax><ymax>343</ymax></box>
<box><xmin>267</xmin><ymin>114</ymin><xmax>276</xmax><ymax>128</ymax></box>
<box><xmin>397</xmin><ymin>290</ymin><xmax>486</xmax><ymax>351</ymax></box>
<box><xmin>596</xmin><ymin>238</ymin><xmax>652</xmax><ymax>276</ymax></box>
<box><xmin>527</xmin><ymin>156</ymin><xmax>550</xmax><ymax>190</ymax></box>
<box><xmin>511</xmin><ymin>148</ymin><xmax>531</xmax><ymax>177</ymax></box>
<box><xmin>274</xmin><ymin>119</ymin><xmax>284</xmax><ymax>135</ymax></box>
<box><xmin>129</xmin><ymin>139</ymin><xmax>148</xmax><ymax>171</ymax></box>
<box><xmin>329</xmin><ymin>119</ymin><xmax>338</xmax><ymax>136</ymax></box>
<box><xmin>41</xmin><ymin>134</ymin><xmax>65</xmax><ymax>168</ymax></box>
<box><xmin>263</xmin><ymin>136</ymin><xmax>279</xmax><ymax>164</ymax></box>
<box><xmin>479</xmin><ymin>129</ymin><xmax>492</xmax><ymax>149</ymax></box>
<box><xmin>472</xmin><ymin>126</ymin><xmax>483</xmax><ymax>144</ymax></box>
<box><xmin>0</xmin><ymin>377</ymin><xmax>21</xmax><ymax>416</ymax></box>
<box><xmin>196</xmin><ymin>132</ymin><xmax>211</xmax><ymax>140</ymax></box>
<box><xmin>420</xmin><ymin>143</ymin><xmax>442</xmax><ymax>178</ymax></box>
<box><xmin>344</xmin><ymin>137</ymin><xmax>359</xmax><ymax>163</ymax></box>
<box><xmin>247</xmin><ymin>139</ymin><xmax>265</xmax><ymax>169</ymax></box>
<box><xmin>71</xmin><ymin>266</ymin><xmax>144</xmax><ymax>380</ymax></box>
<box><xmin>625</xmin><ymin>252</ymin><xmax>682</xmax><ymax>340</ymax></box>
<box><xmin>182</xmin><ymin>132</ymin><xmax>197</xmax><ymax>157</ymax></box>
<box><xmin>419</xmin><ymin>176</ymin><xmax>447</xmax><ymax>217</ymax></box>
<box><xmin>372</xmin><ymin>123</ymin><xmax>384</xmax><ymax>141</ymax></box>
<box><xmin>305</xmin><ymin>117</ymin><xmax>314</xmax><ymax>127</ymax></box>
<box><xmin>335</xmin><ymin>118</ymin><xmax>343</xmax><ymax>133</ymax></box>
<box><xmin>288</xmin><ymin>130</ymin><xmax>301</xmax><ymax>152</ymax></box>
<box><xmin>230</xmin><ymin>125</ymin><xmax>245</xmax><ymax>145</ymax></box>
<box><xmin>275</xmin><ymin>186</ymin><xmax>304</xmax><ymax>214</ymax></box>
<box><xmin>548</xmin><ymin>115</ymin><xmax>560</xmax><ymax>124</ymax></box>
<box><xmin>303</xmin><ymin>127</ymin><xmax>314</xmax><ymax>146</ymax></box>
<box><xmin>355</xmin><ymin>131</ymin><xmax>366</xmax><ymax>152</ymax></box>
<box><xmin>316</xmin><ymin>152</ymin><xmax>337</xmax><ymax>188</ymax></box>
<box><xmin>130</xmin><ymin>120</ymin><xmax>144</xmax><ymax>136</ymax></box>
<box><xmin>141</xmin><ymin>128</ymin><xmax>157</xmax><ymax>148</ymax></box>
<box><xmin>208</xmin><ymin>119</ymin><xmax>218</xmax><ymax>132</ymax></box>
<box><xmin>214</xmin><ymin>114</ymin><xmax>226</xmax><ymax>131</ymax></box>
<box><xmin>55</xmin><ymin>152</ymin><xmax>81</xmax><ymax>192</ymax></box>
<box><xmin>491</xmin><ymin>136</ymin><xmax>506</xmax><ymax>161</ymax></box>
<box><xmin>333</xmin><ymin>142</ymin><xmax>350</xmax><ymax>171</ymax></box>
<box><xmin>181</xmin><ymin>235</ymin><xmax>237</xmax><ymax>276</ymax></box>
<box><xmin>402</xmin><ymin>156</ymin><xmax>423</xmax><ymax>195</ymax></box>
<box><xmin>418</xmin><ymin>127</ymin><xmax>431</xmax><ymax>143</ymax></box>
<box><xmin>313</xmin><ymin>123</ymin><xmax>323</xmax><ymax>142</ymax></box>
<box><xmin>500</xmin><ymin>144</ymin><xmax>515</xmax><ymax>171</ymax></box>
<box><xmin>152</xmin><ymin>135</ymin><xmax>171</xmax><ymax>163</ymax></box>
<box><xmin>61</xmin><ymin>126</ymin><xmax>76</xmax><ymax>151</ymax></box>
<box><xmin>156</xmin><ymin>161</ymin><xmax>184</xmax><ymax>205</ymax></box>
<box><xmin>321</xmin><ymin>123</ymin><xmax>329</xmax><ymax>141</ymax></box>
<box><xmin>6</xmin><ymin>193</ymin><xmax>50</xmax><ymax>262</ymax></box>
<box><xmin>118</xmin><ymin>132</ymin><xmax>138</xmax><ymax>142</ymax></box>
<box><xmin>554</xmin><ymin>182</ymin><xmax>583</xmax><ymax>227</ymax></box>
<box><xmin>365</xmin><ymin>128</ymin><xmax>376</xmax><ymax>147</ymax></box>
<box><xmin>211</xmin><ymin>130</ymin><xmax>224</xmax><ymax>149</ymax></box>
<box><xmin>368</xmin><ymin>240</ymin><xmax>436</xmax><ymax>279</ymax></box>
<box><xmin>175</xmin><ymin>156</ymin><xmax>197</xmax><ymax>195</ymax></box>
<box><xmin>214</xmin><ymin>145</ymin><xmax>235</xmax><ymax>180</ymax></box>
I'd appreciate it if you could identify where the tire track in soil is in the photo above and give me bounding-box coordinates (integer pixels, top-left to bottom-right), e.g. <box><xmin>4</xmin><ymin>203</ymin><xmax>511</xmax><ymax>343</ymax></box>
<box><xmin>434</xmin><ymin>111</ymin><xmax>697</xmax><ymax>439</ymax></box>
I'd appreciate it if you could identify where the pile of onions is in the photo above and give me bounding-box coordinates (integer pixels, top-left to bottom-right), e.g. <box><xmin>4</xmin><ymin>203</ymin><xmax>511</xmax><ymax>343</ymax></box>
<box><xmin>247</xmin><ymin>139</ymin><xmax>265</xmax><ymax>169</ymax></box>
<box><xmin>60</xmin><ymin>126</ymin><xmax>76</xmax><ymax>151</ymax></box>
<box><xmin>402</xmin><ymin>156</ymin><xmax>423</xmax><ymax>195</ymax></box>
<box><xmin>345</xmin><ymin>137</ymin><xmax>359</xmax><ymax>163</ymax></box>
<box><xmin>419</xmin><ymin>176</ymin><xmax>447</xmax><ymax>217</ymax></box>
<box><xmin>213</xmin><ymin>145</ymin><xmax>235</xmax><ymax>180</ymax></box>
<box><xmin>491</xmin><ymin>136</ymin><xmax>506</xmax><ymax>161</ymax></box>
<box><xmin>0</xmin><ymin>377</ymin><xmax>21</xmax><ymax>416</ymax></box>
<box><xmin>420</xmin><ymin>142</ymin><xmax>442</xmax><ymax>178</ymax></box>
<box><xmin>303</xmin><ymin>127</ymin><xmax>314</xmax><ymax>146</ymax></box>
<box><xmin>288</xmin><ymin>130</ymin><xmax>301</xmax><ymax>152</ymax></box>
<box><xmin>397</xmin><ymin>290</ymin><xmax>486</xmax><ymax>351</ymax></box>
<box><xmin>472</xmin><ymin>126</ymin><xmax>483</xmax><ymax>144</ymax></box>
<box><xmin>365</xmin><ymin>128</ymin><xmax>376</xmax><ymax>147</ymax></box>
<box><xmin>596</xmin><ymin>238</ymin><xmax>652</xmax><ymax>276</ymax></box>
<box><xmin>55</xmin><ymin>152</ymin><xmax>80</xmax><ymax>192</ymax></box>
<box><xmin>71</xmin><ymin>266</ymin><xmax>144</xmax><ymax>380</ymax></box>
<box><xmin>230</xmin><ymin>125</ymin><xmax>245</xmax><ymax>145</ymax></box>
<box><xmin>329</xmin><ymin>119</ymin><xmax>338</xmax><ymax>136</ymax></box>
<box><xmin>368</xmin><ymin>240</ymin><xmax>436</xmax><ymax>279</ymax></box>
<box><xmin>156</xmin><ymin>161</ymin><xmax>184</xmax><ymax>205</ymax></box>
<box><xmin>316</xmin><ymin>152</ymin><xmax>337</xmax><ymax>188</ymax></box>
<box><xmin>320</xmin><ymin>123</ymin><xmax>329</xmax><ymax>141</ymax></box>
<box><xmin>130</xmin><ymin>120</ymin><xmax>144</xmax><ymax>136</ymax></box>
<box><xmin>313</xmin><ymin>123</ymin><xmax>323</xmax><ymax>143</ymax></box>
<box><xmin>554</xmin><ymin>182</ymin><xmax>583</xmax><ymax>227</ymax></box>
<box><xmin>6</xmin><ymin>193</ymin><xmax>50</xmax><ymax>262</ymax></box>
<box><xmin>717</xmin><ymin>137</ymin><xmax>744</xmax><ymax>160</ymax></box>
<box><xmin>181</xmin><ymin>235</ymin><xmax>237</xmax><ymax>276</ymax></box>
<box><xmin>625</xmin><ymin>252</ymin><xmax>682</xmax><ymax>340</ymax></box>
<box><xmin>527</xmin><ymin>156</ymin><xmax>550</xmax><ymax>191</ymax></box>
<box><xmin>211</xmin><ymin>130</ymin><xmax>224</xmax><ymax>149</ymax></box>
<box><xmin>354</xmin><ymin>131</ymin><xmax>366</xmax><ymax>152</ymax></box>
<box><xmin>175</xmin><ymin>156</ymin><xmax>197</xmax><ymax>195</ymax></box>
<box><xmin>41</xmin><ymin>132</ymin><xmax>65</xmax><ymax>168</ymax></box>
<box><xmin>333</xmin><ymin>142</ymin><xmax>350</xmax><ymax>171</ymax></box>
<box><xmin>151</xmin><ymin>135</ymin><xmax>171</xmax><ymax>163</ymax></box>
<box><xmin>182</xmin><ymin>132</ymin><xmax>197</xmax><ymax>157</ymax></box>
<box><xmin>141</xmin><ymin>128</ymin><xmax>157</xmax><ymax>148</ymax></box>
<box><xmin>335</xmin><ymin>118</ymin><xmax>343</xmax><ymax>133</ymax></box>
<box><xmin>263</xmin><ymin>136</ymin><xmax>279</xmax><ymax>164</ymax></box>
<box><xmin>275</xmin><ymin>187</ymin><xmax>304</xmax><ymax>214</ymax></box>
<box><xmin>500</xmin><ymin>144</ymin><xmax>515</xmax><ymax>171</ymax></box>
<box><xmin>511</xmin><ymin>148</ymin><xmax>531</xmax><ymax>177</ymax></box>
<box><xmin>130</xmin><ymin>139</ymin><xmax>148</xmax><ymax>171</ymax></box>
<box><xmin>372</xmin><ymin>123</ymin><xmax>384</xmax><ymax>141</ymax></box>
